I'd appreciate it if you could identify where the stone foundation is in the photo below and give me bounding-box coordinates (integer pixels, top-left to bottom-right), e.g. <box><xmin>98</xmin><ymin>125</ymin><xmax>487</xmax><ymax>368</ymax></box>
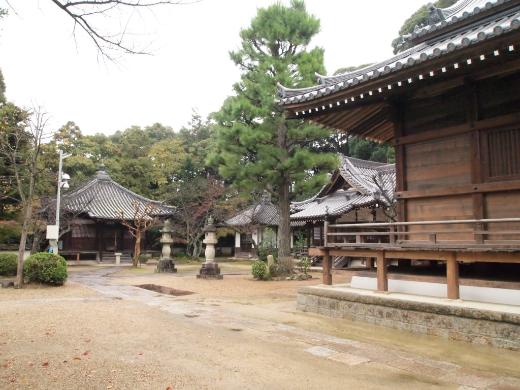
<box><xmin>297</xmin><ymin>285</ymin><xmax>520</xmax><ymax>350</ymax></box>
<box><xmin>156</xmin><ymin>259</ymin><xmax>177</xmax><ymax>273</ymax></box>
<box><xmin>197</xmin><ymin>262</ymin><xmax>223</xmax><ymax>279</ymax></box>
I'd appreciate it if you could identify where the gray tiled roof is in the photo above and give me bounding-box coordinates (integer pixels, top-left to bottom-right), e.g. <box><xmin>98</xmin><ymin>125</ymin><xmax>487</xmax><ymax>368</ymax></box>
<box><xmin>62</xmin><ymin>170</ymin><xmax>175</xmax><ymax>220</ymax></box>
<box><xmin>226</xmin><ymin>156</ymin><xmax>395</xmax><ymax>225</ymax></box>
<box><xmin>278</xmin><ymin>0</ymin><xmax>520</xmax><ymax>106</ymax></box>
<box><xmin>225</xmin><ymin>200</ymin><xmax>280</xmax><ymax>227</ymax></box>
<box><xmin>290</xmin><ymin>156</ymin><xmax>395</xmax><ymax>221</ymax></box>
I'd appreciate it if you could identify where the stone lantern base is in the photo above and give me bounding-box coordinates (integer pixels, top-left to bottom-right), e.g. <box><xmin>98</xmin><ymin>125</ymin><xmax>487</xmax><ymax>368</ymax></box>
<box><xmin>156</xmin><ymin>258</ymin><xmax>177</xmax><ymax>273</ymax></box>
<box><xmin>197</xmin><ymin>262</ymin><xmax>223</xmax><ymax>279</ymax></box>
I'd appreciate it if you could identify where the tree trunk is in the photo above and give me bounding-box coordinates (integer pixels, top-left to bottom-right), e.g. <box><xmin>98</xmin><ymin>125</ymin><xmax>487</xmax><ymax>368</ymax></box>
<box><xmin>277</xmin><ymin>178</ymin><xmax>291</xmax><ymax>258</ymax></box>
<box><xmin>276</xmin><ymin>120</ymin><xmax>291</xmax><ymax>260</ymax></box>
<box><xmin>133</xmin><ymin>230</ymin><xmax>141</xmax><ymax>267</ymax></box>
<box><xmin>15</xmin><ymin>203</ymin><xmax>32</xmax><ymax>288</ymax></box>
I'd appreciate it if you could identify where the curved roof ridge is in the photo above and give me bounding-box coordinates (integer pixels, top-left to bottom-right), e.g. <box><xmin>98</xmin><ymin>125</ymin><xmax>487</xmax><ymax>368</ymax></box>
<box><xmin>291</xmin><ymin>184</ymin><xmax>326</xmax><ymax>206</ymax></box>
<box><xmin>276</xmin><ymin>82</ymin><xmax>326</xmax><ymax>98</ymax></box>
<box><xmin>339</xmin><ymin>155</ymin><xmax>378</xmax><ymax>195</ymax></box>
<box><xmin>412</xmin><ymin>0</ymin><xmax>511</xmax><ymax>40</ymax></box>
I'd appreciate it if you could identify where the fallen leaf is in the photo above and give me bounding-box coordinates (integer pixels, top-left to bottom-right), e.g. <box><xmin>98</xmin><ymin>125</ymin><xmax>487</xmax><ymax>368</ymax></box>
<box><xmin>82</xmin><ymin>351</ymin><xmax>90</xmax><ymax>356</ymax></box>
<box><xmin>73</xmin><ymin>357</ymin><xmax>81</xmax><ymax>361</ymax></box>
<box><xmin>42</xmin><ymin>362</ymin><xmax>49</xmax><ymax>367</ymax></box>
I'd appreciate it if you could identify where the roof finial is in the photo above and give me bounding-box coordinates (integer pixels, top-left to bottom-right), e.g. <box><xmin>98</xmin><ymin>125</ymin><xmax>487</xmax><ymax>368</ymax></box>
<box><xmin>261</xmin><ymin>190</ymin><xmax>271</xmax><ymax>204</ymax></box>
<box><xmin>427</xmin><ymin>5</ymin><xmax>445</xmax><ymax>25</ymax></box>
<box><xmin>95</xmin><ymin>162</ymin><xmax>111</xmax><ymax>180</ymax></box>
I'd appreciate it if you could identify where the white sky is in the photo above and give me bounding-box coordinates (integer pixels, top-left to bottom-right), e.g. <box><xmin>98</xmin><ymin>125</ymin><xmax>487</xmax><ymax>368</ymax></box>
<box><xmin>0</xmin><ymin>0</ymin><xmax>426</xmax><ymax>135</ymax></box>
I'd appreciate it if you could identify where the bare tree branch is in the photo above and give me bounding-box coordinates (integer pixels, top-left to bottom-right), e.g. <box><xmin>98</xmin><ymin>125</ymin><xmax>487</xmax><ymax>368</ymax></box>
<box><xmin>49</xmin><ymin>0</ymin><xmax>199</xmax><ymax>61</ymax></box>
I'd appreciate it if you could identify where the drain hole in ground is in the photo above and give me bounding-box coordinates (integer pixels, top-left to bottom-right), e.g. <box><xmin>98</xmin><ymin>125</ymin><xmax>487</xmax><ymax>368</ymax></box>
<box><xmin>136</xmin><ymin>284</ymin><xmax>194</xmax><ymax>296</ymax></box>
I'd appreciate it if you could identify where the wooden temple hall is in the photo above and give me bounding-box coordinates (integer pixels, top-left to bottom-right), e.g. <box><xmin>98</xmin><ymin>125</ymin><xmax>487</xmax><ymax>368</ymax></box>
<box><xmin>278</xmin><ymin>0</ymin><xmax>520</xmax><ymax>302</ymax></box>
<box><xmin>58</xmin><ymin>169</ymin><xmax>175</xmax><ymax>262</ymax></box>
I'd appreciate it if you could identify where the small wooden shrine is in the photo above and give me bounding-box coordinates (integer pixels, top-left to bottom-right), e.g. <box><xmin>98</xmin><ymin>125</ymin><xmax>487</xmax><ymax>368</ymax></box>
<box><xmin>58</xmin><ymin>168</ymin><xmax>175</xmax><ymax>261</ymax></box>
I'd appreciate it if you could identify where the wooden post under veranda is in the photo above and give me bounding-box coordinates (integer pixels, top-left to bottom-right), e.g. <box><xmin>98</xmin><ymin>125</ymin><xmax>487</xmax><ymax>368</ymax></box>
<box><xmin>446</xmin><ymin>252</ymin><xmax>460</xmax><ymax>299</ymax></box>
<box><xmin>376</xmin><ymin>251</ymin><xmax>388</xmax><ymax>292</ymax></box>
<box><xmin>322</xmin><ymin>220</ymin><xmax>332</xmax><ymax>285</ymax></box>
<box><xmin>322</xmin><ymin>249</ymin><xmax>332</xmax><ymax>285</ymax></box>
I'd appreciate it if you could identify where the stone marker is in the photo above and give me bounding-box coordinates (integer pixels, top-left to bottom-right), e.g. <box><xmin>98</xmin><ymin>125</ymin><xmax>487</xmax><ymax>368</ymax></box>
<box><xmin>197</xmin><ymin>216</ymin><xmax>223</xmax><ymax>279</ymax></box>
<box><xmin>267</xmin><ymin>254</ymin><xmax>275</xmax><ymax>271</ymax></box>
<box><xmin>156</xmin><ymin>219</ymin><xmax>177</xmax><ymax>273</ymax></box>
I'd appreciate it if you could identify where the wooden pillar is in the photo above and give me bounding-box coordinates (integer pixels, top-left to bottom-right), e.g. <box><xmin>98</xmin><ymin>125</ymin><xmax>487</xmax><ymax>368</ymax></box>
<box><xmin>376</xmin><ymin>251</ymin><xmax>388</xmax><ymax>292</ymax></box>
<box><xmin>468</xmin><ymin>81</ymin><xmax>485</xmax><ymax>244</ymax></box>
<box><xmin>447</xmin><ymin>253</ymin><xmax>460</xmax><ymax>299</ymax></box>
<box><xmin>322</xmin><ymin>249</ymin><xmax>332</xmax><ymax>286</ymax></box>
<box><xmin>97</xmin><ymin>222</ymin><xmax>104</xmax><ymax>262</ymax></box>
<box><xmin>365</xmin><ymin>258</ymin><xmax>374</xmax><ymax>269</ymax></box>
<box><xmin>393</xmin><ymin>99</ymin><xmax>407</xmax><ymax>243</ymax></box>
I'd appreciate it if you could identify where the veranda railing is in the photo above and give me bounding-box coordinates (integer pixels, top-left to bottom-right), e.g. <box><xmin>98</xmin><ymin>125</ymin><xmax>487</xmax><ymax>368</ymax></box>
<box><xmin>323</xmin><ymin>218</ymin><xmax>520</xmax><ymax>249</ymax></box>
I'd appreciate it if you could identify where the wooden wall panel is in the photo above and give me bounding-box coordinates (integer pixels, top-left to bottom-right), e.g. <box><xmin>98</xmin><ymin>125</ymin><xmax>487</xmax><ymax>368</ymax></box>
<box><xmin>405</xmin><ymin>133</ymin><xmax>472</xmax><ymax>191</ymax></box>
<box><xmin>484</xmin><ymin>191</ymin><xmax>520</xmax><ymax>241</ymax></box>
<box><xmin>403</xmin><ymin>86</ymin><xmax>467</xmax><ymax>135</ymax></box>
<box><xmin>406</xmin><ymin>195</ymin><xmax>474</xmax><ymax>241</ymax></box>
<box><xmin>478</xmin><ymin>72</ymin><xmax>520</xmax><ymax>120</ymax></box>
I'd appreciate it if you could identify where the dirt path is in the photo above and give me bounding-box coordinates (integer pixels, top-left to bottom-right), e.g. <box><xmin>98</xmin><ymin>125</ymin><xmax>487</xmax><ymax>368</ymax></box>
<box><xmin>1</xmin><ymin>266</ymin><xmax>519</xmax><ymax>389</ymax></box>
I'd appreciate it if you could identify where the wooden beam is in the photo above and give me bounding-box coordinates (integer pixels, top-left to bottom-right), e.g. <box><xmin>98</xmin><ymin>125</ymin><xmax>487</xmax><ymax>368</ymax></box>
<box><xmin>329</xmin><ymin>249</ymin><xmax>381</xmax><ymax>258</ymax></box>
<box><xmin>456</xmin><ymin>251</ymin><xmax>520</xmax><ymax>263</ymax></box>
<box><xmin>322</xmin><ymin>250</ymin><xmax>332</xmax><ymax>286</ymax></box>
<box><xmin>376</xmin><ymin>251</ymin><xmax>388</xmax><ymax>292</ymax></box>
<box><xmin>384</xmin><ymin>250</ymin><xmax>451</xmax><ymax>261</ymax></box>
<box><xmin>395</xmin><ymin>179</ymin><xmax>520</xmax><ymax>199</ymax></box>
<box><xmin>395</xmin><ymin>113</ymin><xmax>520</xmax><ymax>146</ymax></box>
<box><xmin>446</xmin><ymin>253</ymin><xmax>460</xmax><ymax>299</ymax></box>
<box><xmin>308</xmin><ymin>247</ymin><xmax>326</xmax><ymax>256</ymax></box>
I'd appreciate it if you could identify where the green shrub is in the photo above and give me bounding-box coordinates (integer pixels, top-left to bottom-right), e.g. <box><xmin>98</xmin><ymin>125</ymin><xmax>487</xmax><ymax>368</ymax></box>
<box><xmin>138</xmin><ymin>254</ymin><xmax>150</xmax><ymax>264</ymax></box>
<box><xmin>252</xmin><ymin>260</ymin><xmax>268</xmax><ymax>280</ymax></box>
<box><xmin>24</xmin><ymin>253</ymin><xmax>68</xmax><ymax>285</ymax></box>
<box><xmin>257</xmin><ymin>242</ymin><xmax>278</xmax><ymax>262</ymax></box>
<box><xmin>268</xmin><ymin>262</ymin><xmax>279</xmax><ymax>277</ymax></box>
<box><xmin>298</xmin><ymin>256</ymin><xmax>311</xmax><ymax>275</ymax></box>
<box><xmin>0</xmin><ymin>253</ymin><xmax>17</xmax><ymax>276</ymax></box>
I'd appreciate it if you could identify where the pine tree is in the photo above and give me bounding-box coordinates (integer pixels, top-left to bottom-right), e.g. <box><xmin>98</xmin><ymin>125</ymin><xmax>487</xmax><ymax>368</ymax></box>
<box><xmin>210</xmin><ymin>0</ymin><xmax>336</xmax><ymax>260</ymax></box>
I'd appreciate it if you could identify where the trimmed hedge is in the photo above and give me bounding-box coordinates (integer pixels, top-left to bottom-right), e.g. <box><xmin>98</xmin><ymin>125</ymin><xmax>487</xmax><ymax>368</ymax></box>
<box><xmin>24</xmin><ymin>253</ymin><xmax>68</xmax><ymax>285</ymax></box>
<box><xmin>0</xmin><ymin>253</ymin><xmax>18</xmax><ymax>276</ymax></box>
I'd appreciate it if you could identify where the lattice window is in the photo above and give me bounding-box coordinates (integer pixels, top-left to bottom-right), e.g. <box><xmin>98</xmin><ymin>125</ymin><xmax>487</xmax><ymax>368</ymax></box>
<box><xmin>487</xmin><ymin>128</ymin><xmax>520</xmax><ymax>178</ymax></box>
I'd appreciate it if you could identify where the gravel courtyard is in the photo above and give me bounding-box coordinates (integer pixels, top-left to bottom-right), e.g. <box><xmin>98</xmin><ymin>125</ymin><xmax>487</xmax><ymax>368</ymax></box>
<box><xmin>1</xmin><ymin>262</ymin><xmax>519</xmax><ymax>389</ymax></box>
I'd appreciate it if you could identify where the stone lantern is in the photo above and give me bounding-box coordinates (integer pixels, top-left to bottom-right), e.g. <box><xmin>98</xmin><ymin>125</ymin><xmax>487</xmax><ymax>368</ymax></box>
<box><xmin>156</xmin><ymin>219</ymin><xmax>177</xmax><ymax>273</ymax></box>
<box><xmin>197</xmin><ymin>215</ymin><xmax>223</xmax><ymax>279</ymax></box>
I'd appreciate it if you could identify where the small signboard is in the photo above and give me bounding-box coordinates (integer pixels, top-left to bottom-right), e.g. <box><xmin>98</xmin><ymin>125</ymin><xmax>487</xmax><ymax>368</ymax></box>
<box><xmin>46</xmin><ymin>225</ymin><xmax>59</xmax><ymax>240</ymax></box>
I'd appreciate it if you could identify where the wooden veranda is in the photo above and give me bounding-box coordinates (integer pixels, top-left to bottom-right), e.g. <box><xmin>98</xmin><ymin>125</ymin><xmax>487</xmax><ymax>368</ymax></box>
<box><xmin>312</xmin><ymin>217</ymin><xmax>520</xmax><ymax>299</ymax></box>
